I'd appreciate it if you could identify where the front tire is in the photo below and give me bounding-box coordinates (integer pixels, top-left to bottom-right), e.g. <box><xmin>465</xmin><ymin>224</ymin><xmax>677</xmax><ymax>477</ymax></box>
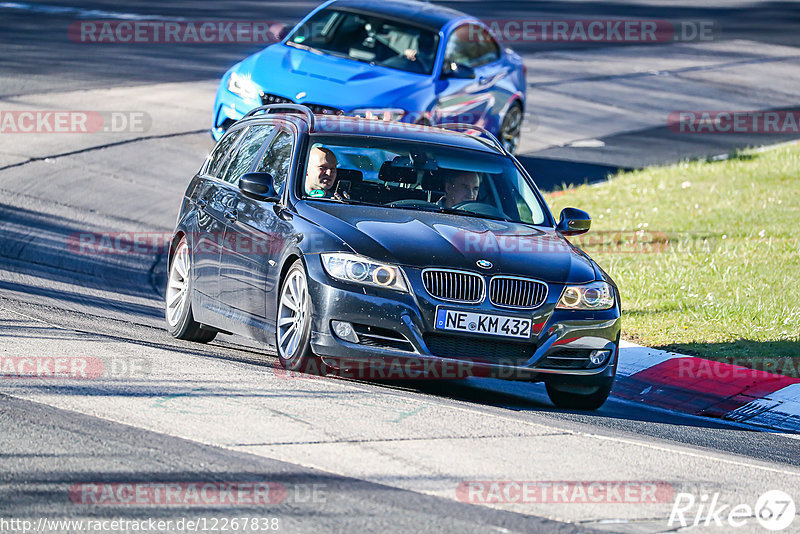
<box><xmin>165</xmin><ymin>236</ymin><xmax>216</xmax><ymax>343</ymax></box>
<box><xmin>545</xmin><ymin>381</ymin><xmax>612</xmax><ymax>411</ymax></box>
<box><xmin>276</xmin><ymin>260</ymin><xmax>318</xmax><ymax>372</ymax></box>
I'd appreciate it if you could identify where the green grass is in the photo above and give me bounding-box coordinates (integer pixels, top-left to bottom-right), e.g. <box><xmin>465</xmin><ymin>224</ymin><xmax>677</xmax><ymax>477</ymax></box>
<box><xmin>544</xmin><ymin>145</ymin><xmax>800</xmax><ymax>375</ymax></box>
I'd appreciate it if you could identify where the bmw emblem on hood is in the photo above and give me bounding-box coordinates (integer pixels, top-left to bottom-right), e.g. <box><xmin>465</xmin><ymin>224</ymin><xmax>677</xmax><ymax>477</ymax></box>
<box><xmin>476</xmin><ymin>259</ymin><xmax>493</xmax><ymax>269</ymax></box>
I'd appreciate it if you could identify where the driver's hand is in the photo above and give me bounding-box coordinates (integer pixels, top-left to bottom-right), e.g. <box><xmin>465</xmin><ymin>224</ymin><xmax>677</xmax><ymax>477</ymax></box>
<box><xmin>404</xmin><ymin>48</ymin><xmax>417</xmax><ymax>61</ymax></box>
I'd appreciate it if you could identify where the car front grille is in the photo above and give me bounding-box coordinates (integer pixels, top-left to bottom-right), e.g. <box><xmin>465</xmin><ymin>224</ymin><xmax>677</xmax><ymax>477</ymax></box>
<box><xmin>260</xmin><ymin>94</ymin><xmax>343</xmax><ymax>115</ymax></box>
<box><xmin>422</xmin><ymin>269</ymin><xmax>485</xmax><ymax>303</ymax></box>
<box><xmin>306</xmin><ymin>103</ymin><xmax>343</xmax><ymax>115</ymax></box>
<box><xmin>261</xmin><ymin>93</ymin><xmax>293</xmax><ymax>105</ymax></box>
<box><xmin>423</xmin><ymin>333</ymin><xmax>535</xmax><ymax>366</ymax></box>
<box><xmin>489</xmin><ymin>276</ymin><xmax>548</xmax><ymax>309</ymax></box>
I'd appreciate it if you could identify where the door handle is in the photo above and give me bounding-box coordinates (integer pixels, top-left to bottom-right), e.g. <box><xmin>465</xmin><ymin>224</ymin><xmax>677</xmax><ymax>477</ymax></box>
<box><xmin>224</xmin><ymin>209</ymin><xmax>238</xmax><ymax>222</ymax></box>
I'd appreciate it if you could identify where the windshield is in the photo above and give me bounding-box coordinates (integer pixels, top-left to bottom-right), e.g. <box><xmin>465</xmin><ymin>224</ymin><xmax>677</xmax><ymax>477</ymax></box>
<box><xmin>286</xmin><ymin>9</ymin><xmax>439</xmax><ymax>75</ymax></box>
<box><xmin>299</xmin><ymin>136</ymin><xmax>551</xmax><ymax>226</ymax></box>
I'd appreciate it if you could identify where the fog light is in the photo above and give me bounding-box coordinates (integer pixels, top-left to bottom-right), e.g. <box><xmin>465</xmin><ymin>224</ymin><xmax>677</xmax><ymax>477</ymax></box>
<box><xmin>589</xmin><ymin>350</ymin><xmax>611</xmax><ymax>366</ymax></box>
<box><xmin>332</xmin><ymin>321</ymin><xmax>358</xmax><ymax>343</ymax></box>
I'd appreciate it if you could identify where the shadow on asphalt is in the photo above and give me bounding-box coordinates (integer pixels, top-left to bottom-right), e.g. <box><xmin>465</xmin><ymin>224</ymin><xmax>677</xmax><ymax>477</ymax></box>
<box><xmin>516</xmin><ymin>156</ymin><xmax>624</xmax><ymax>192</ymax></box>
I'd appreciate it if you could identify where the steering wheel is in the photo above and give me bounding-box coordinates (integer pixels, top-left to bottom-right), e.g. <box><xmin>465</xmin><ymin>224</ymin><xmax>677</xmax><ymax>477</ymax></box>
<box><xmin>449</xmin><ymin>201</ymin><xmax>505</xmax><ymax>218</ymax></box>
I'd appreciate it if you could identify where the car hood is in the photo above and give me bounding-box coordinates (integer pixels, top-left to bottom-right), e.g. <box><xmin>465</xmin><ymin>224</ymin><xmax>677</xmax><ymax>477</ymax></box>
<box><xmin>298</xmin><ymin>202</ymin><xmax>597</xmax><ymax>284</ymax></box>
<box><xmin>243</xmin><ymin>44</ymin><xmax>429</xmax><ymax>110</ymax></box>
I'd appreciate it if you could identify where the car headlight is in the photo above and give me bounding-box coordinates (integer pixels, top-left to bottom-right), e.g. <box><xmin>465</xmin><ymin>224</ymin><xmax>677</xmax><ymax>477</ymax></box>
<box><xmin>321</xmin><ymin>253</ymin><xmax>408</xmax><ymax>292</ymax></box>
<box><xmin>556</xmin><ymin>281</ymin><xmax>615</xmax><ymax>310</ymax></box>
<box><xmin>227</xmin><ymin>72</ymin><xmax>261</xmax><ymax>101</ymax></box>
<box><xmin>350</xmin><ymin>108</ymin><xmax>406</xmax><ymax>121</ymax></box>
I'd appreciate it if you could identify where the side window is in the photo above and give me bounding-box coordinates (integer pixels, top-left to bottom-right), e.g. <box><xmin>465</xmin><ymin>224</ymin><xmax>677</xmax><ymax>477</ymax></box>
<box><xmin>220</xmin><ymin>125</ymin><xmax>275</xmax><ymax>185</ymax></box>
<box><xmin>444</xmin><ymin>24</ymin><xmax>500</xmax><ymax>69</ymax></box>
<box><xmin>256</xmin><ymin>129</ymin><xmax>294</xmax><ymax>195</ymax></box>
<box><xmin>206</xmin><ymin>128</ymin><xmax>244</xmax><ymax>178</ymax></box>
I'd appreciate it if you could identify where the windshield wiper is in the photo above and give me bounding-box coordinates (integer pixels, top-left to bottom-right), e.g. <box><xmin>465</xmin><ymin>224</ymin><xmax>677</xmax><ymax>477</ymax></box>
<box><xmin>434</xmin><ymin>207</ymin><xmax>513</xmax><ymax>223</ymax></box>
<box><xmin>285</xmin><ymin>41</ymin><xmax>325</xmax><ymax>56</ymax></box>
<box><xmin>385</xmin><ymin>204</ymin><xmax>513</xmax><ymax>223</ymax></box>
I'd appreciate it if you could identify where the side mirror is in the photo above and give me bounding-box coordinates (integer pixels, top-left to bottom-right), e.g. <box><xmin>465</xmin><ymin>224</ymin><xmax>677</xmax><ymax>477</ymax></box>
<box><xmin>442</xmin><ymin>61</ymin><xmax>476</xmax><ymax>79</ymax></box>
<box><xmin>240</xmin><ymin>172</ymin><xmax>279</xmax><ymax>202</ymax></box>
<box><xmin>557</xmin><ymin>207</ymin><xmax>591</xmax><ymax>236</ymax></box>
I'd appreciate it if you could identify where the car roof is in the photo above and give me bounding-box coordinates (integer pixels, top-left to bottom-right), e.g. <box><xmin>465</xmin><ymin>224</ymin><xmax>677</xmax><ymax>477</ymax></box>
<box><xmin>237</xmin><ymin>103</ymin><xmax>506</xmax><ymax>154</ymax></box>
<box><xmin>310</xmin><ymin>116</ymin><xmax>500</xmax><ymax>153</ymax></box>
<box><xmin>326</xmin><ymin>0</ymin><xmax>470</xmax><ymax>31</ymax></box>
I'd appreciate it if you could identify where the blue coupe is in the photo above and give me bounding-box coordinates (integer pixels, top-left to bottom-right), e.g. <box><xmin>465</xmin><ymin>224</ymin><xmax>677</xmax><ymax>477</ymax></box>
<box><xmin>212</xmin><ymin>0</ymin><xmax>527</xmax><ymax>153</ymax></box>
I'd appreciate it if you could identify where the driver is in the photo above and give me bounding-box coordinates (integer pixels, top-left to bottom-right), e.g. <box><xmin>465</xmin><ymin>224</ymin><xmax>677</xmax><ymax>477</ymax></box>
<box><xmin>437</xmin><ymin>170</ymin><xmax>480</xmax><ymax>208</ymax></box>
<box><xmin>305</xmin><ymin>146</ymin><xmax>338</xmax><ymax>196</ymax></box>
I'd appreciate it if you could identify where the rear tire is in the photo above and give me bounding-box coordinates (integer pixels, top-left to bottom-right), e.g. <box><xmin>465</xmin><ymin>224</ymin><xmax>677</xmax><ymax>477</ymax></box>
<box><xmin>165</xmin><ymin>236</ymin><xmax>216</xmax><ymax>343</ymax></box>
<box><xmin>499</xmin><ymin>102</ymin><xmax>523</xmax><ymax>154</ymax></box>
<box><xmin>545</xmin><ymin>381</ymin><xmax>612</xmax><ymax>411</ymax></box>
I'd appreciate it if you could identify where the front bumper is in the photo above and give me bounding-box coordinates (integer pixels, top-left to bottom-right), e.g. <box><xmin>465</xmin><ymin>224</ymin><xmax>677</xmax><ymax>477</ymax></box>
<box><xmin>211</xmin><ymin>81</ymin><xmax>260</xmax><ymax>140</ymax></box>
<box><xmin>304</xmin><ymin>255</ymin><xmax>621</xmax><ymax>382</ymax></box>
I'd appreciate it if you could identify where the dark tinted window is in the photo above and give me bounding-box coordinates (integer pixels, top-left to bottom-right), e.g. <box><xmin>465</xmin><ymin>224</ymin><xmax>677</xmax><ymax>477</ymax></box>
<box><xmin>220</xmin><ymin>125</ymin><xmax>275</xmax><ymax>185</ymax></box>
<box><xmin>287</xmin><ymin>9</ymin><xmax>439</xmax><ymax>75</ymax></box>
<box><xmin>444</xmin><ymin>24</ymin><xmax>500</xmax><ymax>69</ymax></box>
<box><xmin>256</xmin><ymin>129</ymin><xmax>294</xmax><ymax>195</ymax></box>
<box><xmin>207</xmin><ymin>128</ymin><xmax>244</xmax><ymax>178</ymax></box>
<box><xmin>302</xmin><ymin>136</ymin><xmax>549</xmax><ymax>225</ymax></box>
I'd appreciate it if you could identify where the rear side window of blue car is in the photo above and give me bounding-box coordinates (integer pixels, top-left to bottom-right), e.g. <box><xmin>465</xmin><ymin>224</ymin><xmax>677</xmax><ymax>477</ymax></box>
<box><xmin>445</xmin><ymin>23</ymin><xmax>500</xmax><ymax>68</ymax></box>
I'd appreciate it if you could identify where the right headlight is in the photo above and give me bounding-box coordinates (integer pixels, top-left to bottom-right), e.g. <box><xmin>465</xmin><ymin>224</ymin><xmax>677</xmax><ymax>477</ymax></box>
<box><xmin>556</xmin><ymin>281</ymin><xmax>615</xmax><ymax>310</ymax></box>
<box><xmin>227</xmin><ymin>71</ymin><xmax>261</xmax><ymax>101</ymax></box>
<box><xmin>321</xmin><ymin>253</ymin><xmax>408</xmax><ymax>292</ymax></box>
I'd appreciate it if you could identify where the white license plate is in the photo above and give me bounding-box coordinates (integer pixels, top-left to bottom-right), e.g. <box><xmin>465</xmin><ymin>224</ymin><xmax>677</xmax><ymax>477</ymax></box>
<box><xmin>435</xmin><ymin>308</ymin><xmax>532</xmax><ymax>339</ymax></box>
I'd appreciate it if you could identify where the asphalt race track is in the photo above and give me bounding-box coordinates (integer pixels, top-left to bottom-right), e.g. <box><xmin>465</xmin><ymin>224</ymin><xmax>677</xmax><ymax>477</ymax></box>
<box><xmin>1</xmin><ymin>1</ymin><xmax>799</xmax><ymax>533</ymax></box>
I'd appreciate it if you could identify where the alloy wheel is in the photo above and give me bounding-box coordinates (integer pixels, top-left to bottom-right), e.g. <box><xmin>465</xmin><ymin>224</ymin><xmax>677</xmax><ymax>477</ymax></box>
<box><xmin>500</xmin><ymin>105</ymin><xmax>523</xmax><ymax>154</ymax></box>
<box><xmin>166</xmin><ymin>240</ymin><xmax>190</xmax><ymax>327</ymax></box>
<box><xmin>277</xmin><ymin>269</ymin><xmax>309</xmax><ymax>359</ymax></box>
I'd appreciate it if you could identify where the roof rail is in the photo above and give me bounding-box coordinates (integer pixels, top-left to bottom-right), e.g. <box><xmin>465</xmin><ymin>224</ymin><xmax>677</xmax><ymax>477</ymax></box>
<box><xmin>241</xmin><ymin>104</ymin><xmax>315</xmax><ymax>130</ymax></box>
<box><xmin>433</xmin><ymin>123</ymin><xmax>507</xmax><ymax>154</ymax></box>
